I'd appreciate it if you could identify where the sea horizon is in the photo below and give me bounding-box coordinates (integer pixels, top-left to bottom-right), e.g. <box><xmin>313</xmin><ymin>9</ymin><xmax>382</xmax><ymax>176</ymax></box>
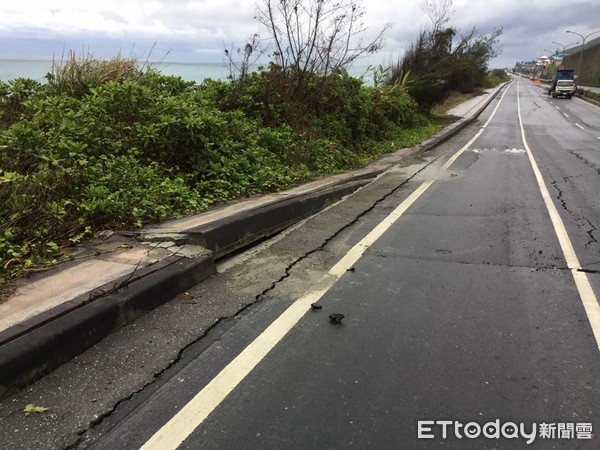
<box><xmin>0</xmin><ymin>58</ymin><xmax>233</xmax><ymax>84</ymax></box>
<box><xmin>0</xmin><ymin>57</ymin><xmax>376</xmax><ymax>85</ymax></box>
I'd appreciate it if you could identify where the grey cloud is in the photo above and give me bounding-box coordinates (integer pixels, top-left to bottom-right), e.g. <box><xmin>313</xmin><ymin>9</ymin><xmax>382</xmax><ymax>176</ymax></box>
<box><xmin>1</xmin><ymin>0</ymin><xmax>599</xmax><ymax>68</ymax></box>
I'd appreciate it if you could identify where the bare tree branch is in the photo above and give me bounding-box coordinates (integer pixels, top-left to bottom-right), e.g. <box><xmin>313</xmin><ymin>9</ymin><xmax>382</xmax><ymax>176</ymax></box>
<box><xmin>255</xmin><ymin>0</ymin><xmax>388</xmax><ymax>76</ymax></box>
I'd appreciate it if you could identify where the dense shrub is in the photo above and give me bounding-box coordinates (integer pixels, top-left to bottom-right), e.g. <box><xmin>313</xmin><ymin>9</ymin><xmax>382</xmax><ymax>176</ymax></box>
<box><xmin>580</xmin><ymin>89</ymin><xmax>600</xmax><ymax>102</ymax></box>
<box><xmin>0</xmin><ymin>59</ymin><xmax>439</xmax><ymax>281</ymax></box>
<box><xmin>388</xmin><ymin>18</ymin><xmax>503</xmax><ymax>112</ymax></box>
<box><xmin>0</xmin><ymin>78</ymin><xmax>43</xmax><ymax>129</ymax></box>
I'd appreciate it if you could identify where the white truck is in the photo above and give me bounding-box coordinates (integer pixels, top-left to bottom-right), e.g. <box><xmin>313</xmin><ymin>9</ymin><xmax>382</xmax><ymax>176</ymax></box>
<box><xmin>548</xmin><ymin>69</ymin><xmax>576</xmax><ymax>99</ymax></box>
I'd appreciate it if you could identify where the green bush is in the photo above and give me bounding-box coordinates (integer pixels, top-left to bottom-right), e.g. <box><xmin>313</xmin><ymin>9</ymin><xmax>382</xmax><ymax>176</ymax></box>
<box><xmin>0</xmin><ymin>62</ymin><xmax>438</xmax><ymax>281</ymax></box>
<box><xmin>580</xmin><ymin>89</ymin><xmax>600</xmax><ymax>102</ymax></box>
<box><xmin>0</xmin><ymin>78</ymin><xmax>44</xmax><ymax>129</ymax></box>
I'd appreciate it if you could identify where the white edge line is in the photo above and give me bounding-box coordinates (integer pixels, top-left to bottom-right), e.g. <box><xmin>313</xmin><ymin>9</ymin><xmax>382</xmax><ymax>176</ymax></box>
<box><xmin>218</xmin><ymin>80</ymin><xmax>511</xmax><ymax>274</ymax></box>
<box><xmin>575</xmin><ymin>123</ymin><xmax>585</xmax><ymax>130</ymax></box>
<box><xmin>517</xmin><ymin>81</ymin><xmax>600</xmax><ymax>351</ymax></box>
<box><xmin>575</xmin><ymin>96</ymin><xmax>600</xmax><ymax>111</ymax></box>
<box><xmin>139</xmin><ymin>83</ymin><xmax>512</xmax><ymax>450</ymax></box>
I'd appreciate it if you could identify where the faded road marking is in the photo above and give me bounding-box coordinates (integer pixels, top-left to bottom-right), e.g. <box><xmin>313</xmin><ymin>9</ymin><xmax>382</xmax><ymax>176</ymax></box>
<box><xmin>504</xmin><ymin>148</ymin><xmax>526</xmax><ymax>153</ymax></box>
<box><xmin>470</xmin><ymin>148</ymin><xmax>525</xmax><ymax>154</ymax></box>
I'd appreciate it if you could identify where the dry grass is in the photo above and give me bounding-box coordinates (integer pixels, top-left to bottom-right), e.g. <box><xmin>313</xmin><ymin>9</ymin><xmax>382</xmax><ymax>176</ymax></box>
<box><xmin>49</xmin><ymin>51</ymin><xmax>143</xmax><ymax>95</ymax></box>
<box><xmin>431</xmin><ymin>91</ymin><xmax>479</xmax><ymax>115</ymax></box>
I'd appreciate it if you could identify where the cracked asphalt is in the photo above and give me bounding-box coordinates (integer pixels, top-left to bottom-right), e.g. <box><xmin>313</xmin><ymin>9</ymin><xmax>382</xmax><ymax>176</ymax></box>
<box><xmin>1</xmin><ymin>79</ymin><xmax>599</xmax><ymax>449</ymax></box>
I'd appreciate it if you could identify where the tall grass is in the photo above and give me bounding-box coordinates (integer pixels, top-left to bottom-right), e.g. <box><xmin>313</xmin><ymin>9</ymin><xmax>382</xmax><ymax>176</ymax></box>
<box><xmin>47</xmin><ymin>51</ymin><xmax>146</xmax><ymax>96</ymax></box>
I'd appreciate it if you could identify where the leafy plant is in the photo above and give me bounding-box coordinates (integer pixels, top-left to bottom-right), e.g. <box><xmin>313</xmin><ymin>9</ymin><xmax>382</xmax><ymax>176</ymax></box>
<box><xmin>0</xmin><ymin>48</ymin><xmax>440</xmax><ymax>282</ymax></box>
<box><xmin>23</xmin><ymin>404</ymin><xmax>49</xmax><ymax>416</ymax></box>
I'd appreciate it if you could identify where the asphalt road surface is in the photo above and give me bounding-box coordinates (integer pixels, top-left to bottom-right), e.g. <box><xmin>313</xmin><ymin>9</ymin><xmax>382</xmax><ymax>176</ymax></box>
<box><xmin>2</xmin><ymin>78</ymin><xmax>599</xmax><ymax>449</ymax></box>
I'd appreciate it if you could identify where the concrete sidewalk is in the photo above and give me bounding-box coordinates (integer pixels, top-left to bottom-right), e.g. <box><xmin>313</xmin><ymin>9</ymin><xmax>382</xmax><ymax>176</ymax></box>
<box><xmin>0</xmin><ymin>83</ymin><xmax>507</xmax><ymax>397</ymax></box>
<box><xmin>580</xmin><ymin>85</ymin><xmax>600</xmax><ymax>94</ymax></box>
<box><xmin>446</xmin><ymin>87</ymin><xmax>497</xmax><ymax>117</ymax></box>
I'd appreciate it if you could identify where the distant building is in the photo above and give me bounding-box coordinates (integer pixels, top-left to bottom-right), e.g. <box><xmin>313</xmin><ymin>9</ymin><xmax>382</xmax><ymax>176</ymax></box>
<box><xmin>537</xmin><ymin>55</ymin><xmax>552</xmax><ymax>66</ymax></box>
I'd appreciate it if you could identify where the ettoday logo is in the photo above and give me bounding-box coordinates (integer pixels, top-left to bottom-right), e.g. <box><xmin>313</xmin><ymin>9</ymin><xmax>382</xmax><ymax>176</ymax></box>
<box><xmin>418</xmin><ymin>420</ymin><xmax>593</xmax><ymax>444</ymax></box>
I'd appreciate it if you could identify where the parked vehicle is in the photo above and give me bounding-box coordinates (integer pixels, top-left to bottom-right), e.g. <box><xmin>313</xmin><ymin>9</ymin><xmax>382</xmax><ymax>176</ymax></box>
<box><xmin>549</xmin><ymin>69</ymin><xmax>576</xmax><ymax>99</ymax></box>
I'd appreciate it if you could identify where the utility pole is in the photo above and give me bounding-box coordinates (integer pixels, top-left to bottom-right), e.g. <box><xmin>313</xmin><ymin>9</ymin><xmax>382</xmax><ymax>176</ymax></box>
<box><xmin>551</xmin><ymin>41</ymin><xmax>579</xmax><ymax>68</ymax></box>
<box><xmin>566</xmin><ymin>30</ymin><xmax>600</xmax><ymax>82</ymax></box>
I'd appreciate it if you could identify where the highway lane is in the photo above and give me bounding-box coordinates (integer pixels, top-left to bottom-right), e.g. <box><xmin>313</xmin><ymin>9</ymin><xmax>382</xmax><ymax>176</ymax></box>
<box><xmin>524</xmin><ymin>82</ymin><xmax>600</xmax><ymax>284</ymax></box>
<box><xmin>81</xmin><ymin>81</ymin><xmax>600</xmax><ymax>449</ymax></box>
<box><xmin>540</xmin><ymin>87</ymin><xmax>600</xmax><ymax>138</ymax></box>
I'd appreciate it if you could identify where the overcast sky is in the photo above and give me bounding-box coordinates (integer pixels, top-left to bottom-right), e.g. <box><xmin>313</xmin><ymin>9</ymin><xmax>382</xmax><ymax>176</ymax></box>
<box><xmin>1</xmin><ymin>0</ymin><xmax>599</xmax><ymax>68</ymax></box>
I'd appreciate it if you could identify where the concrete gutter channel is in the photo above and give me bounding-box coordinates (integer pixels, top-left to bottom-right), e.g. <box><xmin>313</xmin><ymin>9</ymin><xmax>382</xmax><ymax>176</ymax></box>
<box><xmin>0</xmin><ymin>82</ymin><xmax>508</xmax><ymax>398</ymax></box>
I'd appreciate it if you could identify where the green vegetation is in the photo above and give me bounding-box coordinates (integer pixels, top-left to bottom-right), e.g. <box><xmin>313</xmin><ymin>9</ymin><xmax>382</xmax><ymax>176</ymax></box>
<box><xmin>0</xmin><ymin>0</ymin><xmax>504</xmax><ymax>283</ymax></box>
<box><xmin>387</xmin><ymin>0</ymin><xmax>504</xmax><ymax>112</ymax></box>
<box><xmin>23</xmin><ymin>404</ymin><xmax>49</xmax><ymax>416</ymax></box>
<box><xmin>579</xmin><ymin>88</ymin><xmax>600</xmax><ymax>103</ymax></box>
<box><xmin>0</xmin><ymin>56</ymin><xmax>441</xmax><ymax>282</ymax></box>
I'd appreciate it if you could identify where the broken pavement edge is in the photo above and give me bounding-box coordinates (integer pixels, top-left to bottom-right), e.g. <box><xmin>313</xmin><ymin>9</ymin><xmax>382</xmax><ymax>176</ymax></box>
<box><xmin>0</xmin><ymin>82</ymin><xmax>508</xmax><ymax>398</ymax></box>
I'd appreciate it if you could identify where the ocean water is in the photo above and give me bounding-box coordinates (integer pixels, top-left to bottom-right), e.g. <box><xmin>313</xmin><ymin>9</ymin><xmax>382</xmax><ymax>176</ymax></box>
<box><xmin>0</xmin><ymin>59</ymin><xmax>231</xmax><ymax>84</ymax></box>
<box><xmin>0</xmin><ymin>58</ymin><xmax>375</xmax><ymax>85</ymax></box>
<box><xmin>0</xmin><ymin>59</ymin><xmax>55</xmax><ymax>83</ymax></box>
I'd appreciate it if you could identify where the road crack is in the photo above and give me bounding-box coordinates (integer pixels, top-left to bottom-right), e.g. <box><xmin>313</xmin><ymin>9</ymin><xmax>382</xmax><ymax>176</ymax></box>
<box><xmin>366</xmin><ymin>252</ymin><xmax>569</xmax><ymax>271</ymax></box>
<box><xmin>581</xmin><ymin>214</ymin><xmax>599</xmax><ymax>249</ymax></box>
<box><xmin>548</xmin><ymin>175</ymin><xmax>599</xmax><ymax>258</ymax></box>
<box><xmin>567</xmin><ymin>149</ymin><xmax>600</xmax><ymax>176</ymax></box>
<box><xmin>68</xmin><ymin>155</ymin><xmax>443</xmax><ymax>448</ymax></box>
<box><xmin>253</xmin><ymin>155</ymin><xmax>442</xmax><ymax>302</ymax></box>
<box><xmin>549</xmin><ymin>179</ymin><xmax>573</xmax><ymax>215</ymax></box>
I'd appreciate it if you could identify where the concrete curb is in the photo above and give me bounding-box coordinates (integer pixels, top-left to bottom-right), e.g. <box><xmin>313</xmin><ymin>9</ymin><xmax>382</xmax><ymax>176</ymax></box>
<box><xmin>192</xmin><ymin>179</ymin><xmax>373</xmax><ymax>258</ymax></box>
<box><xmin>0</xmin><ymin>256</ymin><xmax>216</xmax><ymax>397</ymax></box>
<box><xmin>0</xmin><ymin>82</ymin><xmax>508</xmax><ymax>396</ymax></box>
<box><xmin>576</xmin><ymin>92</ymin><xmax>600</xmax><ymax>107</ymax></box>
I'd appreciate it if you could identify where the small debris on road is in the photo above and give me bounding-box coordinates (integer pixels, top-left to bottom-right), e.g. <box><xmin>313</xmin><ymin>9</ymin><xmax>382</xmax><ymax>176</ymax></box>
<box><xmin>23</xmin><ymin>404</ymin><xmax>49</xmax><ymax>417</ymax></box>
<box><xmin>329</xmin><ymin>313</ymin><xmax>345</xmax><ymax>324</ymax></box>
<box><xmin>310</xmin><ymin>303</ymin><xmax>323</xmax><ymax>310</ymax></box>
<box><xmin>347</xmin><ymin>267</ymin><xmax>356</xmax><ymax>272</ymax></box>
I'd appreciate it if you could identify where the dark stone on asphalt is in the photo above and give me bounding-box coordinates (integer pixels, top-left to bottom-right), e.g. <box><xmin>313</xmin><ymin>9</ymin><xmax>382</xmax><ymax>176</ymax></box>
<box><xmin>328</xmin><ymin>313</ymin><xmax>345</xmax><ymax>324</ymax></box>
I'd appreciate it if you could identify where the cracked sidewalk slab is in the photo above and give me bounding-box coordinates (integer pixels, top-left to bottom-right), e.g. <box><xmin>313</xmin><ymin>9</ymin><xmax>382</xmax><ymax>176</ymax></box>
<box><xmin>0</xmin><ymin>247</ymin><xmax>165</xmax><ymax>333</ymax></box>
<box><xmin>0</xmin><ymin>179</ymin><xmax>375</xmax><ymax>397</ymax></box>
<box><xmin>0</xmin><ymin>179</ymin><xmax>379</xmax><ymax>396</ymax></box>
